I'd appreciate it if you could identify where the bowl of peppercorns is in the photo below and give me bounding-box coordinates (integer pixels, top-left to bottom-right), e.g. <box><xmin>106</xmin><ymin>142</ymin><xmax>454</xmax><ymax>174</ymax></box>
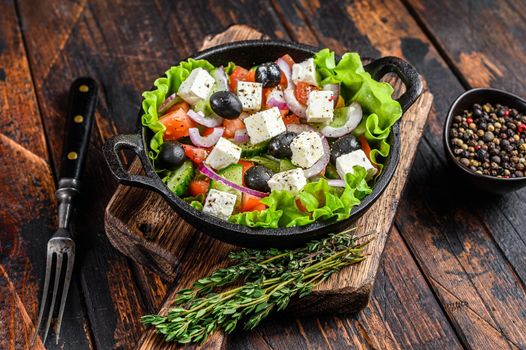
<box><xmin>444</xmin><ymin>88</ymin><xmax>526</xmax><ymax>194</ymax></box>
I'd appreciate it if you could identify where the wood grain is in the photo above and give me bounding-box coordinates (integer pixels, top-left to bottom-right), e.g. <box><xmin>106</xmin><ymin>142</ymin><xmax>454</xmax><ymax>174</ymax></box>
<box><xmin>14</xmin><ymin>0</ymin><xmax>172</xmax><ymax>348</ymax></box>
<box><xmin>4</xmin><ymin>0</ymin><xmax>525</xmax><ymax>349</ymax></box>
<box><xmin>405</xmin><ymin>0</ymin><xmax>526</xmax><ymax>291</ymax></box>
<box><xmin>0</xmin><ymin>0</ymin><xmax>93</xmax><ymax>348</ymax></box>
<box><xmin>231</xmin><ymin>227</ymin><xmax>463</xmax><ymax>350</ymax></box>
<box><xmin>104</xmin><ymin>24</ymin><xmax>433</xmax><ymax>347</ymax></box>
<box><xmin>274</xmin><ymin>1</ymin><xmax>526</xmax><ymax>349</ymax></box>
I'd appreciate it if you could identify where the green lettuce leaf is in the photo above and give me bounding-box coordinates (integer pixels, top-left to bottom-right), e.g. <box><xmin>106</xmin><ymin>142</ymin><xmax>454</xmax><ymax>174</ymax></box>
<box><xmin>314</xmin><ymin>49</ymin><xmax>402</xmax><ymax>170</ymax></box>
<box><xmin>228</xmin><ymin>166</ymin><xmax>371</xmax><ymax>228</ymax></box>
<box><xmin>141</xmin><ymin>58</ymin><xmax>216</xmax><ymax>160</ymax></box>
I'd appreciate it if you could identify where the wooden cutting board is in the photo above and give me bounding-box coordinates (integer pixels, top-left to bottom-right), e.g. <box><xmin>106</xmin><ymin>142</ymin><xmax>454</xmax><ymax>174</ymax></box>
<box><xmin>104</xmin><ymin>25</ymin><xmax>433</xmax><ymax>349</ymax></box>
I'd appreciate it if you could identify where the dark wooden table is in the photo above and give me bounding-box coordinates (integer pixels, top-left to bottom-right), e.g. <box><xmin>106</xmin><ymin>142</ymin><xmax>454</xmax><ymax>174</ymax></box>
<box><xmin>1</xmin><ymin>0</ymin><xmax>525</xmax><ymax>349</ymax></box>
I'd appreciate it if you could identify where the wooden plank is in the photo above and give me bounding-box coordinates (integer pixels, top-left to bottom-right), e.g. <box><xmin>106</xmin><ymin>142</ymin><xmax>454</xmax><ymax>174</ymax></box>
<box><xmin>405</xmin><ymin>0</ymin><xmax>526</xmax><ymax>288</ymax></box>
<box><xmin>397</xmin><ymin>140</ymin><xmax>526</xmax><ymax>349</ymax></box>
<box><xmin>0</xmin><ymin>0</ymin><xmax>93</xmax><ymax>348</ymax></box>
<box><xmin>404</xmin><ymin>0</ymin><xmax>526</xmax><ymax>93</ymax></box>
<box><xmin>271</xmin><ymin>0</ymin><xmax>526</xmax><ymax>349</ymax></box>
<box><xmin>14</xmin><ymin>0</ymin><xmax>176</xmax><ymax>348</ymax></box>
<box><xmin>15</xmin><ymin>0</ymin><xmax>292</xmax><ymax>348</ymax></box>
<box><xmin>230</xmin><ymin>227</ymin><xmax>463</xmax><ymax>350</ymax></box>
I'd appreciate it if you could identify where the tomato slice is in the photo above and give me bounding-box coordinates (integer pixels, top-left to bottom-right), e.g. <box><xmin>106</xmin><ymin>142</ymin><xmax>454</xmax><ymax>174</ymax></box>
<box><xmin>238</xmin><ymin>160</ymin><xmax>254</xmax><ymax>185</ymax></box>
<box><xmin>282</xmin><ymin>113</ymin><xmax>299</xmax><ymax>125</ymax></box>
<box><xmin>181</xmin><ymin>144</ymin><xmax>208</xmax><ymax>164</ymax></box>
<box><xmin>160</xmin><ymin>108</ymin><xmax>196</xmax><ymax>140</ymax></box>
<box><xmin>165</xmin><ymin>101</ymin><xmax>190</xmax><ymax>115</ymax></box>
<box><xmin>245</xmin><ymin>69</ymin><xmax>256</xmax><ymax>82</ymax></box>
<box><xmin>223</xmin><ymin>118</ymin><xmax>245</xmax><ymax>138</ymax></box>
<box><xmin>252</xmin><ymin>204</ymin><xmax>267</xmax><ymax>212</ymax></box>
<box><xmin>294</xmin><ymin>82</ymin><xmax>318</xmax><ymax>106</ymax></box>
<box><xmin>241</xmin><ymin>194</ymin><xmax>265</xmax><ymax>212</ymax></box>
<box><xmin>358</xmin><ymin>135</ymin><xmax>372</xmax><ymax>160</ymax></box>
<box><xmin>279</xmin><ymin>54</ymin><xmax>295</xmax><ymax>68</ymax></box>
<box><xmin>188</xmin><ymin>179</ymin><xmax>210</xmax><ymax>197</ymax></box>
<box><xmin>202</xmin><ymin>127</ymin><xmax>222</xmax><ymax>136</ymax></box>
<box><xmin>278</xmin><ymin>71</ymin><xmax>288</xmax><ymax>89</ymax></box>
<box><xmin>229</xmin><ymin>66</ymin><xmax>249</xmax><ymax>92</ymax></box>
<box><xmin>262</xmin><ymin>87</ymin><xmax>273</xmax><ymax>107</ymax></box>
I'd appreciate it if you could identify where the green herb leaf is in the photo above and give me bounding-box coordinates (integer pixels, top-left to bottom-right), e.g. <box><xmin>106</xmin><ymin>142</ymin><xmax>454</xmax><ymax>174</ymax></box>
<box><xmin>141</xmin><ymin>228</ymin><xmax>371</xmax><ymax>345</ymax></box>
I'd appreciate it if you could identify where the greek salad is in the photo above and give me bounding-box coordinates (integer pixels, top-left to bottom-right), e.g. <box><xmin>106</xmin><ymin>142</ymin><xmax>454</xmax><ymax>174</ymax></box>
<box><xmin>142</xmin><ymin>49</ymin><xmax>402</xmax><ymax>228</ymax></box>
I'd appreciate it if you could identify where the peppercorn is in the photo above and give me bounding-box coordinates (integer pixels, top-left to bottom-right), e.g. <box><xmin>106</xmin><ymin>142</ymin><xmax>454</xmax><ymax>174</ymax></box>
<box><xmin>448</xmin><ymin>102</ymin><xmax>526</xmax><ymax>178</ymax></box>
<box><xmin>483</xmin><ymin>131</ymin><xmax>495</xmax><ymax>142</ymax></box>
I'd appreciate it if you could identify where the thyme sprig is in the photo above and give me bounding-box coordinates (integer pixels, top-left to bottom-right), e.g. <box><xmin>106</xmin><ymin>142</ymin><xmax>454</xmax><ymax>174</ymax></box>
<box><xmin>142</xmin><ymin>227</ymin><xmax>372</xmax><ymax>344</ymax></box>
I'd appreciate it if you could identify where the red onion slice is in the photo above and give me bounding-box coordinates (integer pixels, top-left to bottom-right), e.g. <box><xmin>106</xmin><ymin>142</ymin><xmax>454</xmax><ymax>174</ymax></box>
<box><xmin>284</xmin><ymin>88</ymin><xmax>306</xmax><ymax>119</ymax></box>
<box><xmin>323</xmin><ymin>84</ymin><xmax>340</xmax><ymax>108</ymax></box>
<box><xmin>276</xmin><ymin>58</ymin><xmax>293</xmax><ymax>89</ymax></box>
<box><xmin>320</xmin><ymin>102</ymin><xmax>363</xmax><ymax>138</ymax></box>
<box><xmin>286</xmin><ymin>123</ymin><xmax>315</xmax><ymax>134</ymax></box>
<box><xmin>234</xmin><ymin>128</ymin><xmax>250</xmax><ymax>144</ymax></box>
<box><xmin>187</xmin><ymin>109</ymin><xmax>224</xmax><ymax>128</ymax></box>
<box><xmin>303</xmin><ymin>136</ymin><xmax>330</xmax><ymax>178</ymax></box>
<box><xmin>198</xmin><ymin>163</ymin><xmax>268</xmax><ymax>198</ymax></box>
<box><xmin>327</xmin><ymin>179</ymin><xmax>346</xmax><ymax>187</ymax></box>
<box><xmin>214</xmin><ymin>66</ymin><xmax>229</xmax><ymax>91</ymax></box>
<box><xmin>189</xmin><ymin>127</ymin><xmax>224</xmax><ymax>148</ymax></box>
<box><xmin>266</xmin><ymin>89</ymin><xmax>287</xmax><ymax>110</ymax></box>
<box><xmin>158</xmin><ymin>93</ymin><xmax>179</xmax><ymax>115</ymax></box>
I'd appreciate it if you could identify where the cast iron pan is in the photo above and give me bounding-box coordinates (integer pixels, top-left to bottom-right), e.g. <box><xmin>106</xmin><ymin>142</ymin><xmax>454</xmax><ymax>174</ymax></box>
<box><xmin>103</xmin><ymin>40</ymin><xmax>423</xmax><ymax>248</ymax></box>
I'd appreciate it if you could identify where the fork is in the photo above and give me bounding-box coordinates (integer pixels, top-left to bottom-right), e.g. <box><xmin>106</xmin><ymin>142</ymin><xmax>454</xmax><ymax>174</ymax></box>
<box><xmin>32</xmin><ymin>77</ymin><xmax>98</xmax><ymax>345</ymax></box>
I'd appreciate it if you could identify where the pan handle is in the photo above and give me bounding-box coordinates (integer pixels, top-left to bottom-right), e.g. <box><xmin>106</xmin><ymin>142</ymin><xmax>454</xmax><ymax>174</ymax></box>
<box><xmin>103</xmin><ymin>134</ymin><xmax>169</xmax><ymax>195</ymax></box>
<box><xmin>364</xmin><ymin>57</ymin><xmax>423</xmax><ymax>112</ymax></box>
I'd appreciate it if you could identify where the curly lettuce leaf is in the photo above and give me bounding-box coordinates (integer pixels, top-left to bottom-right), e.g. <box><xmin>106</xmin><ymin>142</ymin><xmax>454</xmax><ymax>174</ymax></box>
<box><xmin>229</xmin><ymin>166</ymin><xmax>371</xmax><ymax>228</ymax></box>
<box><xmin>314</xmin><ymin>49</ymin><xmax>402</xmax><ymax>170</ymax></box>
<box><xmin>141</xmin><ymin>58</ymin><xmax>216</xmax><ymax>160</ymax></box>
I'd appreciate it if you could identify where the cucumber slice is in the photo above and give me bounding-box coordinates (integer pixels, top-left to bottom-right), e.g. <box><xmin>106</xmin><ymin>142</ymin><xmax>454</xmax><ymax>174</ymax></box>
<box><xmin>239</xmin><ymin>141</ymin><xmax>269</xmax><ymax>157</ymax></box>
<box><xmin>210</xmin><ymin>164</ymin><xmax>243</xmax><ymax>207</ymax></box>
<box><xmin>164</xmin><ymin>160</ymin><xmax>194</xmax><ymax>196</ymax></box>
<box><xmin>194</xmin><ymin>98</ymin><xmax>215</xmax><ymax>117</ymax></box>
<box><xmin>325</xmin><ymin>163</ymin><xmax>339</xmax><ymax>179</ymax></box>
<box><xmin>279</xmin><ymin>159</ymin><xmax>297</xmax><ymax>172</ymax></box>
<box><xmin>328</xmin><ymin>107</ymin><xmax>349</xmax><ymax>128</ymax></box>
<box><xmin>243</xmin><ymin>155</ymin><xmax>280</xmax><ymax>173</ymax></box>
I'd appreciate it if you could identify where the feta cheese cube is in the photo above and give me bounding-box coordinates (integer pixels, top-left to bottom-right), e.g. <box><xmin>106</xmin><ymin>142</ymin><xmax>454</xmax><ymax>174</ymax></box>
<box><xmin>306</xmin><ymin>90</ymin><xmax>334</xmax><ymax>123</ymax></box>
<box><xmin>203</xmin><ymin>189</ymin><xmax>237</xmax><ymax>220</ymax></box>
<box><xmin>268</xmin><ymin>168</ymin><xmax>307</xmax><ymax>194</ymax></box>
<box><xmin>244</xmin><ymin>107</ymin><xmax>286</xmax><ymax>144</ymax></box>
<box><xmin>292</xmin><ymin>58</ymin><xmax>318</xmax><ymax>86</ymax></box>
<box><xmin>336</xmin><ymin>150</ymin><xmax>377</xmax><ymax>181</ymax></box>
<box><xmin>177</xmin><ymin>68</ymin><xmax>216</xmax><ymax>105</ymax></box>
<box><xmin>290</xmin><ymin>132</ymin><xmax>324</xmax><ymax>168</ymax></box>
<box><xmin>205</xmin><ymin>137</ymin><xmax>241</xmax><ymax>170</ymax></box>
<box><xmin>237</xmin><ymin>81</ymin><xmax>262</xmax><ymax>111</ymax></box>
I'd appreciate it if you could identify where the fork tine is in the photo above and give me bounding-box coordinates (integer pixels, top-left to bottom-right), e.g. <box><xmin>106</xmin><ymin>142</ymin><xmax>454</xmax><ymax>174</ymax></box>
<box><xmin>53</xmin><ymin>248</ymin><xmax>75</xmax><ymax>344</ymax></box>
<box><xmin>42</xmin><ymin>252</ymin><xmax>64</xmax><ymax>344</ymax></box>
<box><xmin>31</xmin><ymin>251</ymin><xmax>55</xmax><ymax>345</ymax></box>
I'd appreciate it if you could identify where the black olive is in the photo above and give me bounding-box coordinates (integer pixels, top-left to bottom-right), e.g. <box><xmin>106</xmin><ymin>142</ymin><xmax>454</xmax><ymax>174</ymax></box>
<box><xmin>268</xmin><ymin>132</ymin><xmax>297</xmax><ymax>159</ymax></box>
<box><xmin>245</xmin><ymin>166</ymin><xmax>274</xmax><ymax>192</ymax></box>
<box><xmin>330</xmin><ymin>135</ymin><xmax>360</xmax><ymax>163</ymax></box>
<box><xmin>255</xmin><ymin>62</ymin><xmax>282</xmax><ymax>88</ymax></box>
<box><xmin>158</xmin><ymin>142</ymin><xmax>186</xmax><ymax>170</ymax></box>
<box><xmin>209</xmin><ymin>91</ymin><xmax>242</xmax><ymax>119</ymax></box>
